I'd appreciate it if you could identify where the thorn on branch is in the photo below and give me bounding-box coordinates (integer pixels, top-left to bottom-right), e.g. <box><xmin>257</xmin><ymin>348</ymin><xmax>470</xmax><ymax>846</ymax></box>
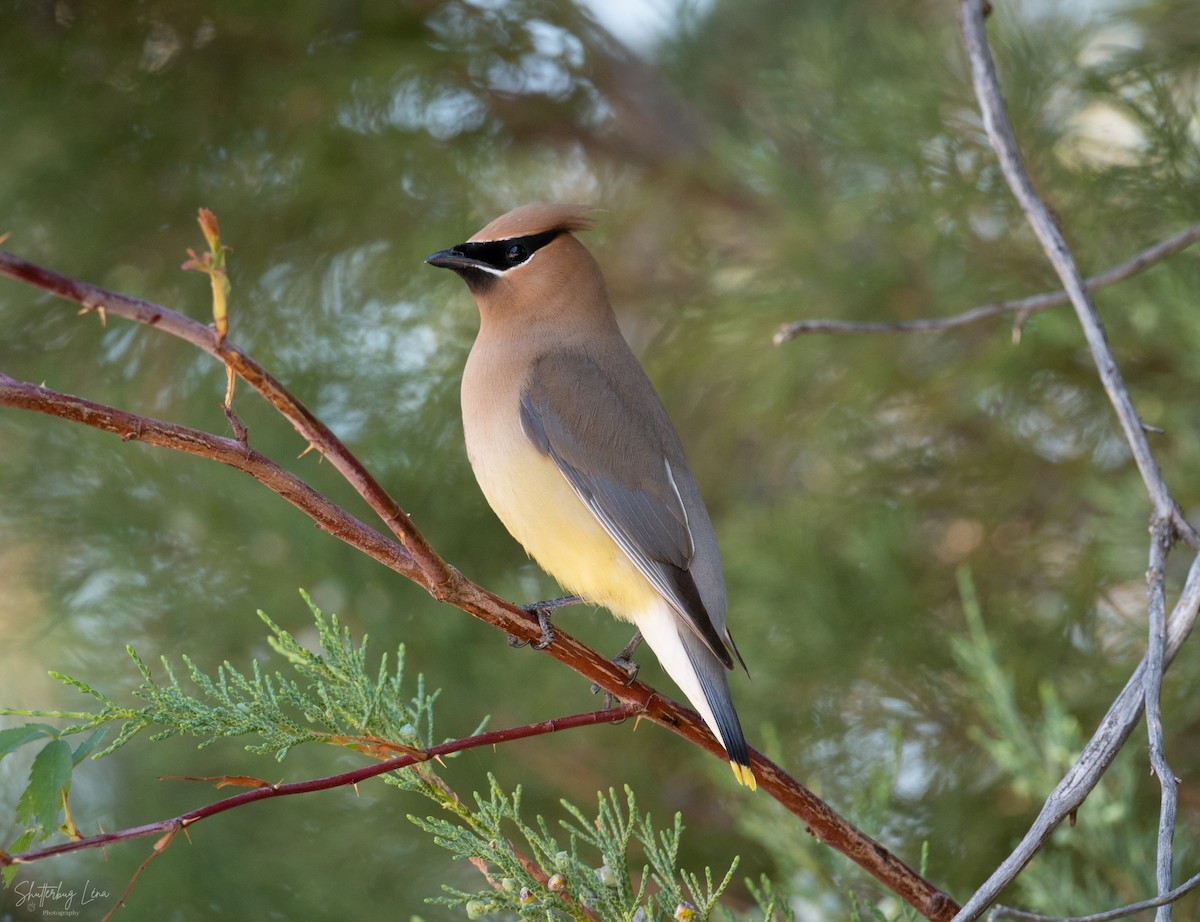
<box><xmin>78</xmin><ymin>300</ymin><xmax>108</xmax><ymax>326</ymax></box>
<box><xmin>1011</xmin><ymin>308</ymin><xmax>1033</xmax><ymax>344</ymax></box>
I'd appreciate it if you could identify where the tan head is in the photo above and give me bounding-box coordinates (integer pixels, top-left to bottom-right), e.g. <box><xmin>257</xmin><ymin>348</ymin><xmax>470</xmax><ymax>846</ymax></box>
<box><xmin>426</xmin><ymin>204</ymin><xmax>612</xmax><ymax>330</ymax></box>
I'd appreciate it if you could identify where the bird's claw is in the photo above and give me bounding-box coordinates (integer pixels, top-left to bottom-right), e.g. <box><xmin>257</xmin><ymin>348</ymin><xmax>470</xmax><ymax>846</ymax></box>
<box><xmin>532</xmin><ymin>612</ymin><xmax>554</xmax><ymax>650</ymax></box>
<box><xmin>509</xmin><ymin>607</ymin><xmax>555</xmax><ymax>649</ymax></box>
<box><xmin>512</xmin><ymin>596</ymin><xmax>581</xmax><ymax>650</ymax></box>
<box><xmin>591</xmin><ymin>630</ymin><xmax>643</xmax><ymax>704</ymax></box>
<box><xmin>614</xmin><ymin>655</ymin><xmax>640</xmax><ymax>686</ymax></box>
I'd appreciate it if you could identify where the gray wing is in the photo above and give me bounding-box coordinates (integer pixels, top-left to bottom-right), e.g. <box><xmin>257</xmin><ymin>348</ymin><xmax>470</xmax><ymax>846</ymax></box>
<box><xmin>519</xmin><ymin>350</ymin><xmax>733</xmax><ymax>669</ymax></box>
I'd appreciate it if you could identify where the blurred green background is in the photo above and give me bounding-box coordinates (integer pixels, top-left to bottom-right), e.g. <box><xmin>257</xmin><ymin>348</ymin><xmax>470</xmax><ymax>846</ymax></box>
<box><xmin>2</xmin><ymin>0</ymin><xmax>1199</xmax><ymax>918</ymax></box>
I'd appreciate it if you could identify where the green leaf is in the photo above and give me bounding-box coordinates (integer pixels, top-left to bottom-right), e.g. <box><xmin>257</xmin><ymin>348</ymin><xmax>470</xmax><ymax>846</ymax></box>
<box><xmin>0</xmin><ymin>723</ymin><xmax>59</xmax><ymax>760</ymax></box>
<box><xmin>16</xmin><ymin>739</ymin><xmax>74</xmax><ymax>828</ymax></box>
<box><xmin>3</xmin><ymin>827</ymin><xmax>36</xmax><ymax>886</ymax></box>
<box><xmin>71</xmin><ymin>727</ymin><xmax>108</xmax><ymax>765</ymax></box>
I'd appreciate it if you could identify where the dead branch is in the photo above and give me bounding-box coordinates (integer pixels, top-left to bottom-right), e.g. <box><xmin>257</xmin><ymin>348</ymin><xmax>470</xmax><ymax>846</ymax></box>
<box><xmin>773</xmin><ymin>223</ymin><xmax>1200</xmax><ymax>342</ymax></box>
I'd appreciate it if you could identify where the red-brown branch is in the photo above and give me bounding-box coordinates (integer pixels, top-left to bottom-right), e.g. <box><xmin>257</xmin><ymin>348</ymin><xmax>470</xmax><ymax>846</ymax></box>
<box><xmin>0</xmin><ymin>374</ymin><xmax>419</xmax><ymax>582</ymax></box>
<box><xmin>3</xmin><ymin>707</ymin><xmax>637</xmax><ymax>866</ymax></box>
<box><xmin>0</xmin><ymin>250</ymin><xmax>455</xmax><ymax>595</ymax></box>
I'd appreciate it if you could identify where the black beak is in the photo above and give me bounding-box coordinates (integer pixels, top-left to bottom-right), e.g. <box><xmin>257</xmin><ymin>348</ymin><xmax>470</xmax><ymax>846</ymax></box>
<box><xmin>425</xmin><ymin>247</ymin><xmax>485</xmax><ymax>271</ymax></box>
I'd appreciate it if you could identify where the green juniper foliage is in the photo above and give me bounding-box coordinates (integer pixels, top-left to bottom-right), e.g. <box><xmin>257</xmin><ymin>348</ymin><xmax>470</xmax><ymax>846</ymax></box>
<box><xmin>3</xmin><ymin>590</ymin><xmax>440</xmax><ymax>763</ymax></box>
<box><xmin>412</xmin><ymin>781</ymin><xmax>740</xmax><ymax>920</ymax></box>
<box><xmin>1</xmin><ymin>591</ymin><xmax>447</xmax><ymax>886</ymax></box>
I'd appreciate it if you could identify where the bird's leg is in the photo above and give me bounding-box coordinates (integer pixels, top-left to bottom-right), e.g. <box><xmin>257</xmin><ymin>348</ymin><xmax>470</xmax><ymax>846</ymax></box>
<box><xmin>508</xmin><ymin>594</ymin><xmax>583</xmax><ymax>650</ymax></box>
<box><xmin>612</xmin><ymin>630</ymin><xmax>642</xmax><ymax>682</ymax></box>
<box><xmin>592</xmin><ymin>630</ymin><xmax>643</xmax><ymax>706</ymax></box>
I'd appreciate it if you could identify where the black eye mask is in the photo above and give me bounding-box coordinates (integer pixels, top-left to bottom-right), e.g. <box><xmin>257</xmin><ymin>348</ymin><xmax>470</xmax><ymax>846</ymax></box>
<box><xmin>451</xmin><ymin>228</ymin><xmax>562</xmax><ymax>272</ymax></box>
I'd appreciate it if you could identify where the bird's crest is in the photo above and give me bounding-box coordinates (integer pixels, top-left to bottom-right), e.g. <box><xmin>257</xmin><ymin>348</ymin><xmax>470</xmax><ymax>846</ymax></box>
<box><xmin>469</xmin><ymin>204</ymin><xmax>594</xmax><ymax>243</ymax></box>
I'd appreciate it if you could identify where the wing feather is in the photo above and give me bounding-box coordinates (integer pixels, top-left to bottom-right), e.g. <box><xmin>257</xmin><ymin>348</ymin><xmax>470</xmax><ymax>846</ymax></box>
<box><xmin>519</xmin><ymin>351</ymin><xmax>732</xmax><ymax>668</ymax></box>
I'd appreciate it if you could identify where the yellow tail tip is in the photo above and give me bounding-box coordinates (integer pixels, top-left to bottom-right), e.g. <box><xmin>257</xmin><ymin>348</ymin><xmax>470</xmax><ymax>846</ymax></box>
<box><xmin>730</xmin><ymin>761</ymin><xmax>757</xmax><ymax>791</ymax></box>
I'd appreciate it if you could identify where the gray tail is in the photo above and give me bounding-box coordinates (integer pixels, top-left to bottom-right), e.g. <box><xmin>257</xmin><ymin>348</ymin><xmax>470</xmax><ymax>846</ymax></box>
<box><xmin>679</xmin><ymin>628</ymin><xmax>751</xmax><ymax>775</ymax></box>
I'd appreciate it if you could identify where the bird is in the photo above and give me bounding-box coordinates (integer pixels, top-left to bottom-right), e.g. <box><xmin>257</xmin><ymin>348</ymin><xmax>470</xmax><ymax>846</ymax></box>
<box><xmin>426</xmin><ymin>204</ymin><xmax>754</xmax><ymax>789</ymax></box>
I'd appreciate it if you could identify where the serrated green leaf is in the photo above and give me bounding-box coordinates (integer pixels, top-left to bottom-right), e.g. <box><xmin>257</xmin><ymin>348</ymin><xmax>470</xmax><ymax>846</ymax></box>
<box><xmin>16</xmin><ymin>739</ymin><xmax>73</xmax><ymax>828</ymax></box>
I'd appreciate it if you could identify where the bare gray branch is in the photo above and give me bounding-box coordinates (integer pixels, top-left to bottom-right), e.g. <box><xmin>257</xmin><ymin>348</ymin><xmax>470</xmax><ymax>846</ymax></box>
<box><xmin>1146</xmin><ymin>519</ymin><xmax>1179</xmax><ymax>921</ymax></box>
<box><xmin>952</xmin><ymin>0</ymin><xmax>1200</xmax><ymax>918</ymax></box>
<box><xmin>772</xmin><ymin>224</ymin><xmax>1200</xmax><ymax>342</ymax></box>
<box><xmin>987</xmin><ymin>867</ymin><xmax>1200</xmax><ymax>921</ymax></box>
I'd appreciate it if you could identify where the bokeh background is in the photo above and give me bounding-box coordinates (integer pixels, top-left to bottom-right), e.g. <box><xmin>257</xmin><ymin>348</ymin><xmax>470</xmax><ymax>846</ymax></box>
<box><xmin>2</xmin><ymin>0</ymin><xmax>1199</xmax><ymax>918</ymax></box>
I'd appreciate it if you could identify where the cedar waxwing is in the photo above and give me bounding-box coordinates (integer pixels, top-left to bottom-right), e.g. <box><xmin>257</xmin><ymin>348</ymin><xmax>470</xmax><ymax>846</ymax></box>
<box><xmin>426</xmin><ymin>204</ymin><xmax>754</xmax><ymax>789</ymax></box>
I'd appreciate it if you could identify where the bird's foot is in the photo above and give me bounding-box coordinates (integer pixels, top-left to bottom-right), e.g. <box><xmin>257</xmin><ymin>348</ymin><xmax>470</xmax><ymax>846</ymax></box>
<box><xmin>508</xmin><ymin>595</ymin><xmax>583</xmax><ymax>650</ymax></box>
<box><xmin>592</xmin><ymin>630</ymin><xmax>643</xmax><ymax>705</ymax></box>
<box><xmin>612</xmin><ymin>630</ymin><xmax>642</xmax><ymax>684</ymax></box>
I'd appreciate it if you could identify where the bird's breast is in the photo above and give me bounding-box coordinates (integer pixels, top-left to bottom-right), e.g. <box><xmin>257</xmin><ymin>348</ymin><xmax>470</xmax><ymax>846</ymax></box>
<box><xmin>461</xmin><ymin>344</ymin><xmax>658</xmax><ymax>619</ymax></box>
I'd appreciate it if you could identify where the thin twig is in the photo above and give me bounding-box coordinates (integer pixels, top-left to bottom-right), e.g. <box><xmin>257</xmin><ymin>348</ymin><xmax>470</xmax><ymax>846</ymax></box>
<box><xmin>1146</xmin><ymin>518</ymin><xmax>1178</xmax><ymax>921</ymax></box>
<box><xmin>987</xmin><ymin>867</ymin><xmax>1200</xmax><ymax>921</ymax></box>
<box><xmin>772</xmin><ymin>223</ymin><xmax>1200</xmax><ymax>342</ymax></box>
<box><xmin>101</xmin><ymin>828</ymin><xmax>176</xmax><ymax>922</ymax></box>
<box><xmin>4</xmin><ymin>707</ymin><xmax>638</xmax><ymax>867</ymax></box>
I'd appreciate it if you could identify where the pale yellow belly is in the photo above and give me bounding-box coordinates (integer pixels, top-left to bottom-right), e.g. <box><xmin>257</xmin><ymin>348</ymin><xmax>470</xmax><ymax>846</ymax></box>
<box><xmin>464</xmin><ymin>396</ymin><xmax>659</xmax><ymax>620</ymax></box>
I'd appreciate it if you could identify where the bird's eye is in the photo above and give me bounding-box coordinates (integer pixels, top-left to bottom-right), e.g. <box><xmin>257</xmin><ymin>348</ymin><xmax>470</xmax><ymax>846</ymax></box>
<box><xmin>505</xmin><ymin>244</ymin><xmax>528</xmax><ymax>263</ymax></box>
